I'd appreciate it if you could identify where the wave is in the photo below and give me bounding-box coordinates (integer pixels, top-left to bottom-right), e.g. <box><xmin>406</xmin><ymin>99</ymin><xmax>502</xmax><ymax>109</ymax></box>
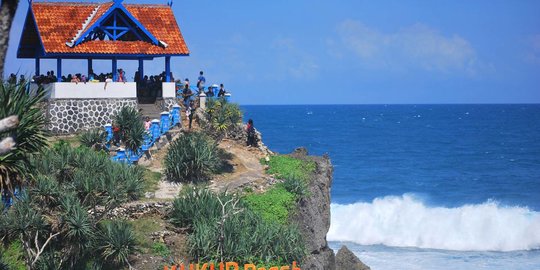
<box><xmin>328</xmin><ymin>194</ymin><xmax>540</xmax><ymax>251</ymax></box>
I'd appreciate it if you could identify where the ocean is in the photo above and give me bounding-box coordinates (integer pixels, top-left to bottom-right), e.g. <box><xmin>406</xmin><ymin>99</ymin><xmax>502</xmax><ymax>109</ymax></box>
<box><xmin>242</xmin><ymin>104</ymin><xmax>540</xmax><ymax>270</ymax></box>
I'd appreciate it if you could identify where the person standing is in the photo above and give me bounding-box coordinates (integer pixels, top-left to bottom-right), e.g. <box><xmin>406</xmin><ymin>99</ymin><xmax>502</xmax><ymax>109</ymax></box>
<box><xmin>197</xmin><ymin>71</ymin><xmax>206</xmax><ymax>93</ymax></box>
<box><xmin>144</xmin><ymin>116</ymin><xmax>151</xmax><ymax>131</ymax></box>
<box><xmin>218</xmin><ymin>83</ymin><xmax>226</xmax><ymax>97</ymax></box>
<box><xmin>186</xmin><ymin>101</ymin><xmax>195</xmax><ymax>130</ymax></box>
<box><xmin>246</xmin><ymin>119</ymin><xmax>257</xmax><ymax>147</ymax></box>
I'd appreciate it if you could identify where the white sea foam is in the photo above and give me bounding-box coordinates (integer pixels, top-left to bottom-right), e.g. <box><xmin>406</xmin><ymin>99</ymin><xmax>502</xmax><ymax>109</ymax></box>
<box><xmin>328</xmin><ymin>194</ymin><xmax>540</xmax><ymax>251</ymax></box>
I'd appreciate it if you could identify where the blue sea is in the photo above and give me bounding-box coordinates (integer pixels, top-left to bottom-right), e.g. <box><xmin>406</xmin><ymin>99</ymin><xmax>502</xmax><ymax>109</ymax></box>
<box><xmin>242</xmin><ymin>105</ymin><xmax>540</xmax><ymax>270</ymax></box>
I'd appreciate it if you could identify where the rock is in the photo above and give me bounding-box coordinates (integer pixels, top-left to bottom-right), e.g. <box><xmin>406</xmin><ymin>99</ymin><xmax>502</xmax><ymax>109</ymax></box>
<box><xmin>292</xmin><ymin>153</ymin><xmax>335</xmax><ymax>270</ymax></box>
<box><xmin>302</xmin><ymin>247</ymin><xmax>335</xmax><ymax>270</ymax></box>
<box><xmin>335</xmin><ymin>246</ymin><xmax>370</xmax><ymax>270</ymax></box>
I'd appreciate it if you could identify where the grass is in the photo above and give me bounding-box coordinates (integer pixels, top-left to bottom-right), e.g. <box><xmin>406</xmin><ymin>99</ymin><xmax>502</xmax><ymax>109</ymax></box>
<box><xmin>263</xmin><ymin>155</ymin><xmax>316</xmax><ymax>182</ymax></box>
<box><xmin>151</xmin><ymin>242</ymin><xmax>171</xmax><ymax>257</ymax></box>
<box><xmin>143</xmin><ymin>169</ymin><xmax>162</xmax><ymax>193</ymax></box>
<box><xmin>128</xmin><ymin>218</ymin><xmax>164</xmax><ymax>252</ymax></box>
<box><xmin>0</xmin><ymin>241</ymin><xmax>26</xmax><ymax>270</ymax></box>
<box><xmin>243</xmin><ymin>185</ymin><xmax>296</xmax><ymax>224</ymax></box>
<box><xmin>48</xmin><ymin>136</ymin><xmax>81</xmax><ymax>147</ymax></box>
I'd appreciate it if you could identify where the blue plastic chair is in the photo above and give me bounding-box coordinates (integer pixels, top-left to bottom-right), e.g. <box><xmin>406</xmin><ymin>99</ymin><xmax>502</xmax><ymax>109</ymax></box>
<box><xmin>151</xmin><ymin>120</ymin><xmax>160</xmax><ymax>141</ymax></box>
<box><xmin>160</xmin><ymin>112</ymin><xmax>170</xmax><ymax>134</ymax></box>
<box><xmin>171</xmin><ymin>105</ymin><xmax>181</xmax><ymax>126</ymax></box>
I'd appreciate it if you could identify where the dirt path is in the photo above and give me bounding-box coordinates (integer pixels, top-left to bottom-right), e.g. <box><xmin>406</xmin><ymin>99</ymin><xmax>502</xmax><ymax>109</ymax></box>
<box><xmin>209</xmin><ymin>139</ymin><xmax>269</xmax><ymax>193</ymax></box>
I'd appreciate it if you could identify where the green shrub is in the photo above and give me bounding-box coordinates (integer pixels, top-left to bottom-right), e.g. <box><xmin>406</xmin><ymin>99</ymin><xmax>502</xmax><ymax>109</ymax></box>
<box><xmin>151</xmin><ymin>242</ymin><xmax>171</xmax><ymax>257</ymax></box>
<box><xmin>169</xmin><ymin>186</ymin><xmax>231</xmax><ymax>228</ymax></box>
<box><xmin>170</xmin><ymin>186</ymin><xmax>305</xmax><ymax>266</ymax></box>
<box><xmin>0</xmin><ymin>143</ymin><xmax>144</xmax><ymax>269</ymax></box>
<box><xmin>204</xmin><ymin>98</ymin><xmax>242</xmax><ymax>135</ymax></box>
<box><xmin>113</xmin><ymin>106</ymin><xmax>145</xmax><ymax>152</ymax></box>
<box><xmin>0</xmin><ymin>80</ymin><xmax>48</xmax><ymax>191</ymax></box>
<box><xmin>0</xmin><ymin>241</ymin><xmax>26</xmax><ymax>270</ymax></box>
<box><xmin>282</xmin><ymin>176</ymin><xmax>309</xmax><ymax>198</ymax></box>
<box><xmin>265</xmin><ymin>155</ymin><xmax>316</xmax><ymax>182</ymax></box>
<box><xmin>243</xmin><ymin>185</ymin><xmax>295</xmax><ymax>224</ymax></box>
<box><xmin>95</xmin><ymin>220</ymin><xmax>138</xmax><ymax>267</ymax></box>
<box><xmin>79</xmin><ymin>128</ymin><xmax>107</xmax><ymax>150</ymax></box>
<box><xmin>164</xmin><ymin>132</ymin><xmax>221</xmax><ymax>183</ymax></box>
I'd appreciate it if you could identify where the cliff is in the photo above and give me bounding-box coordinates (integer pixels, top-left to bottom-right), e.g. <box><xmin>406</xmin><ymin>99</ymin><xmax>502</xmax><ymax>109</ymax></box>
<box><xmin>289</xmin><ymin>148</ymin><xmax>370</xmax><ymax>270</ymax></box>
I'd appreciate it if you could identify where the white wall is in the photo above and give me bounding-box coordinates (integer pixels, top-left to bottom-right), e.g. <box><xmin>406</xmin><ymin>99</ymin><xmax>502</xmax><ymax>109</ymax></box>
<box><xmin>34</xmin><ymin>82</ymin><xmax>137</xmax><ymax>99</ymax></box>
<box><xmin>162</xmin><ymin>82</ymin><xmax>176</xmax><ymax>98</ymax></box>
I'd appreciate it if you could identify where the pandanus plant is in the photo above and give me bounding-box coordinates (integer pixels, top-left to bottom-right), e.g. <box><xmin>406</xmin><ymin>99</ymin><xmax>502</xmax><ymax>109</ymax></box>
<box><xmin>113</xmin><ymin>106</ymin><xmax>145</xmax><ymax>155</ymax></box>
<box><xmin>0</xmin><ymin>80</ymin><xmax>48</xmax><ymax>193</ymax></box>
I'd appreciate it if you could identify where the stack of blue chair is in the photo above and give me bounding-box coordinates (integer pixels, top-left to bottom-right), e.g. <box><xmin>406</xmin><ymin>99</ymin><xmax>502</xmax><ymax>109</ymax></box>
<box><xmin>107</xmin><ymin>111</ymin><xmax>181</xmax><ymax>165</ymax></box>
<box><xmin>160</xmin><ymin>112</ymin><xmax>170</xmax><ymax>134</ymax></box>
<box><xmin>171</xmin><ymin>105</ymin><xmax>181</xmax><ymax>126</ymax></box>
<box><xmin>141</xmin><ymin>132</ymin><xmax>153</xmax><ymax>152</ymax></box>
<box><xmin>104</xmin><ymin>124</ymin><xmax>113</xmax><ymax>150</ymax></box>
<box><xmin>151</xmin><ymin>119</ymin><xmax>161</xmax><ymax>141</ymax></box>
<box><xmin>112</xmin><ymin>148</ymin><xmax>128</xmax><ymax>163</ymax></box>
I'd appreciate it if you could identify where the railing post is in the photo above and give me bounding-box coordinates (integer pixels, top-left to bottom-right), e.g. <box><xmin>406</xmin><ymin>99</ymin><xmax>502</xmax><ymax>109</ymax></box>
<box><xmin>199</xmin><ymin>92</ymin><xmax>207</xmax><ymax>110</ymax></box>
<box><xmin>56</xmin><ymin>58</ymin><xmax>62</xmax><ymax>82</ymax></box>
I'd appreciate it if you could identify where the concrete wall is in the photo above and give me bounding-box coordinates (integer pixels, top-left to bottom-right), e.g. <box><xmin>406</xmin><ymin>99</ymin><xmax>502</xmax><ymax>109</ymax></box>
<box><xmin>37</xmin><ymin>82</ymin><xmax>137</xmax><ymax>99</ymax></box>
<box><xmin>46</xmin><ymin>99</ymin><xmax>138</xmax><ymax>134</ymax></box>
<box><xmin>162</xmin><ymin>82</ymin><xmax>176</xmax><ymax>98</ymax></box>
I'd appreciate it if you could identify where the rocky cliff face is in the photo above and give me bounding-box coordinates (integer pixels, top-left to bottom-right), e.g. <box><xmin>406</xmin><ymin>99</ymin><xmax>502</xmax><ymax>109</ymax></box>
<box><xmin>290</xmin><ymin>148</ymin><xmax>335</xmax><ymax>270</ymax></box>
<box><xmin>290</xmin><ymin>148</ymin><xmax>369</xmax><ymax>270</ymax></box>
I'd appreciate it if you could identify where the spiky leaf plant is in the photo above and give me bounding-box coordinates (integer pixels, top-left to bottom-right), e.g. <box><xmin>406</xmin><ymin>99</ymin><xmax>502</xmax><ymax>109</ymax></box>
<box><xmin>79</xmin><ymin>128</ymin><xmax>107</xmax><ymax>150</ymax></box>
<box><xmin>0</xmin><ymin>143</ymin><xmax>144</xmax><ymax>269</ymax></box>
<box><xmin>164</xmin><ymin>132</ymin><xmax>220</xmax><ymax>183</ymax></box>
<box><xmin>113</xmin><ymin>106</ymin><xmax>144</xmax><ymax>153</ymax></box>
<box><xmin>0</xmin><ymin>80</ymin><xmax>47</xmax><ymax>191</ymax></box>
<box><xmin>169</xmin><ymin>186</ymin><xmax>306</xmax><ymax>266</ymax></box>
<box><xmin>95</xmin><ymin>221</ymin><xmax>138</xmax><ymax>267</ymax></box>
<box><xmin>204</xmin><ymin>98</ymin><xmax>242</xmax><ymax>138</ymax></box>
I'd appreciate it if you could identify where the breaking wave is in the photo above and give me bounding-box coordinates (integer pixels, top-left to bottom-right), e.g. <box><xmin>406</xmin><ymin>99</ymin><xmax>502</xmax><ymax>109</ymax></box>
<box><xmin>328</xmin><ymin>194</ymin><xmax>540</xmax><ymax>251</ymax></box>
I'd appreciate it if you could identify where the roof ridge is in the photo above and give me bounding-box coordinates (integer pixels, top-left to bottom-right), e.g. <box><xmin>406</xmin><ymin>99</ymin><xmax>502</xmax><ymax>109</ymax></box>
<box><xmin>33</xmin><ymin>2</ymin><xmax>102</xmax><ymax>6</ymax></box>
<box><xmin>66</xmin><ymin>4</ymin><xmax>103</xmax><ymax>47</ymax></box>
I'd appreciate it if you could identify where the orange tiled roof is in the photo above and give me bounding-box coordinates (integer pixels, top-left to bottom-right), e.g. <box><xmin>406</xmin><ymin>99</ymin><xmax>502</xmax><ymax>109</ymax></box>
<box><xmin>25</xmin><ymin>1</ymin><xmax>189</xmax><ymax>57</ymax></box>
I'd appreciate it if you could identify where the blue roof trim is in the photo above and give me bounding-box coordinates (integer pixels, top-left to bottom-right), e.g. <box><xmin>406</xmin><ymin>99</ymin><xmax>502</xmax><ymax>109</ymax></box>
<box><xmin>72</xmin><ymin>1</ymin><xmax>160</xmax><ymax>47</ymax></box>
<box><xmin>33</xmin><ymin>53</ymin><xmax>189</xmax><ymax>60</ymax></box>
<box><xmin>116</xmin><ymin>4</ymin><xmax>160</xmax><ymax>45</ymax></box>
<box><xmin>17</xmin><ymin>5</ymin><xmax>46</xmax><ymax>58</ymax></box>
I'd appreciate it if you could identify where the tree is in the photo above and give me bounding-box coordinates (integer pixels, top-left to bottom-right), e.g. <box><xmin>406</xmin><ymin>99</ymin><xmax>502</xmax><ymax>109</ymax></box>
<box><xmin>114</xmin><ymin>106</ymin><xmax>145</xmax><ymax>154</ymax></box>
<box><xmin>0</xmin><ymin>143</ymin><xmax>143</xmax><ymax>268</ymax></box>
<box><xmin>0</xmin><ymin>81</ymin><xmax>48</xmax><ymax>193</ymax></box>
<box><xmin>0</xmin><ymin>0</ymin><xmax>19</xmax><ymax>78</ymax></box>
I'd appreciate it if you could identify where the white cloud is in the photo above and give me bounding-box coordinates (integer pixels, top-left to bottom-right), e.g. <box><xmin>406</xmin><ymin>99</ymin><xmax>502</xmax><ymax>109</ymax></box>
<box><xmin>269</xmin><ymin>37</ymin><xmax>320</xmax><ymax>80</ymax></box>
<box><xmin>334</xmin><ymin>20</ymin><xmax>483</xmax><ymax>76</ymax></box>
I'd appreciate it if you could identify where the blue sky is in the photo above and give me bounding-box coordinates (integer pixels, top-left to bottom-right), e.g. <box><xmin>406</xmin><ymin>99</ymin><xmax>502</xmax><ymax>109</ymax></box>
<box><xmin>5</xmin><ymin>0</ymin><xmax>540</xmax><ymax>104</ymax></box>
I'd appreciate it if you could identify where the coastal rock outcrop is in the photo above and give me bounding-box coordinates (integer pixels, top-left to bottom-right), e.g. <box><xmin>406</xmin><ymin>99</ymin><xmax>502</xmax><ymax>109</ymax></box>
<box><xmin>290</xmin><ymin>147</ymin><xmax>369</xmax><ymax>270</ymax></box>
<box><xmin>335</xmin><ymin>246</ymin><xmax>371</xmax><ymax>270</ymax></box>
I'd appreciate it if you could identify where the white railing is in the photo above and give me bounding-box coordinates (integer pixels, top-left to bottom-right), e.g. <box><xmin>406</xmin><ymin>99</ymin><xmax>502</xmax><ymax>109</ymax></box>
<box><xmin>33</xmin><ymin>82</ymin><xmax>137</xmax><ymax>99</ymax></box>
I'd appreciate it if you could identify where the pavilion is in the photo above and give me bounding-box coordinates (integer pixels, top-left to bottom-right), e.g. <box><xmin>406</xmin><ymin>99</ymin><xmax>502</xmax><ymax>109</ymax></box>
<box><xmin>17</xmin><ymin>0</ymin><xmax>189</xmax><ymax>82</ymax></box>
<box><xmin>16</xmin><ymin>0</ymin><xmax>190</xmax><ymax>134</ymax></box>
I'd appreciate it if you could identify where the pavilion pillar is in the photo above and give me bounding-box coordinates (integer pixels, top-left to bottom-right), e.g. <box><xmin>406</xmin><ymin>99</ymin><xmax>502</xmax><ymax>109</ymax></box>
<box><xmin>112</xmin><ymin>57</ymin><xmax>118</xmax><ymax>81</ymax></box>
<box><xmin>35</xmin><ymin>57</ymin><xmax>40</xmax><ymax>77</ymax></box>
<box><xmin>87</xmin><ymin>59</ymin><xmax>93</xmax><ymax>76</ymax></box>
<box><xmin>165</xmin><ymin>56</ymin><xmax>171</xmax><ymax>82</ymax></box>
<box><xmin>138</xmin><ymin>59</ymin><xmax>144</xmax><ymax>81</ymax></box>
<box><xmin>56</xmin><ymin>58</ymin><xmax>62</xmax><ymax>82</ymax></box>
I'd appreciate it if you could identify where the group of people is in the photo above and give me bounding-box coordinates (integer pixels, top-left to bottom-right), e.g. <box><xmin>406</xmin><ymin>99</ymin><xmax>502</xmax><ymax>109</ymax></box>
<box><xmin>30</xmin><ymin>71</ymin><xmax>56</xmax><ymax>85</ymax></box>
<box><xmin>179</xmin><ymin>71</ymin><xmax>228</xmax><ymax>104</ymax></box>
<box><xmin>27</xmin><ymin>69</ymin><xmax>119</xmax><ymax>85</ymax></box>
<box><xmin>7</xmin><ymin>74</ymin><xmax>26</xmax><ymax>85</ymax></box>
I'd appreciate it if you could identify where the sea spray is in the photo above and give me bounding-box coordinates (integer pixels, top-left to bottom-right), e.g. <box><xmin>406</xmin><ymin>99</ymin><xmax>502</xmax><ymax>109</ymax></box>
<box><xmin>328</xmin><ymin>194</ymin><xmax>540</xmax><ymax>251</ymax></box>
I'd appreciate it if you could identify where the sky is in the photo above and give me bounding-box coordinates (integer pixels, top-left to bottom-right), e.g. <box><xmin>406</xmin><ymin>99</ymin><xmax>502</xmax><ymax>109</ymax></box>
<box><xmin>4</xmin><ymin>0</ymin><xmax>540</xmax><ymax>105</ymax></box>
